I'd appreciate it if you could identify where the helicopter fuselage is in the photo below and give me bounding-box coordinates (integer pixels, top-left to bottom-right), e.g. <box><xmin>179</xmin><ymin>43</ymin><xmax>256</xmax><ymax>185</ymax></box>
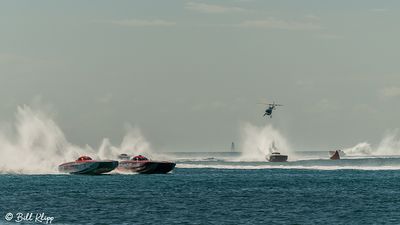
<box><xmin>265</xmin><ymin>109</ymin><xmax>272</xmax><ymax>115</ymax></box>
<box><xmin>263</xmin><ymin>106</ymin><xmax>276</xmax><ymax>118</ymax></box>
<box><xmin>260</xmin><ymin>102</ymin><xmax>282</xmax><ymax>118</ymax></box>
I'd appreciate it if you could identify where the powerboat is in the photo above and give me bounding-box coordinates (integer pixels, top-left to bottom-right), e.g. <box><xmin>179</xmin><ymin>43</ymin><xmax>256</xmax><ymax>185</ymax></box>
<box><xmin>117</xmin><ymin>154</ymin><xmax>176</xmax><ymax>174</ymax></box>
<box><xmin>266</xmin><ymin>152</ymin><xmax>288</xmax><ymax>162</ymax></box>
<box><xmin>329</xmin><ymin>150</ymin><xmax>345</xmax><ymax>158</ymax></box>
<box><xmin>265</xmin><ymin>141</ymin><xmax>288</xmax><ymax>162</ymax></box>
<box><xmin>58</xmin><ymin>156</ymin><xmax>119</xmax><ymax>175</ymax></box>
<box><xmin>330</xmin><ymin>150</ymin><xmax>341</xmax><ymax>160</ymax></box>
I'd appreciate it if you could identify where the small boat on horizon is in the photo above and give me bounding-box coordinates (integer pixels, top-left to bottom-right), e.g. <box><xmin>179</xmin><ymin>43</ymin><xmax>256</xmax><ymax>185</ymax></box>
<box><xmin>329</xmin><ymin>150</ymin><xmax>345</xmax><ymax>158</ymax></box>
<box><xmin>266</xmin><ymin>152</ymin><xmax>288</xmax><ymax>162</ymax></box>
<box><xmin>58</xmin><ymin>156</ymin><xmax>119</xmax><ymax>175</ymax></box>
<box><xmin>265</xmin><ymin>141</ymin><xmax>288</xmax><ymax>162</ymax></box>
<box><xmin>117</xmin><ymin>154</ymin><xmax>176</xmax><ymax>174</ymax></box>
<box><xmin>330</xmin><ymin>150</ymin><xmax>341</xmax><ymax>160</ymax></box>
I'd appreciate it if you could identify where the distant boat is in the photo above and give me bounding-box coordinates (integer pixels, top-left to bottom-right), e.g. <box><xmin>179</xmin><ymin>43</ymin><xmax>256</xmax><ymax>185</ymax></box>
<box><xmin>330</xmin><ymin>150</ymin><xmax>341</xmax><ymax>160</ymax></box>
<box><xmin>329</xmin><ymin>150</ymin><xmax>345</xmax><ymax>158</ymax></box>
<box><xmin>265</xmin><ymin>141</ymin><xmax>288</xmax><ymax>162</ymax></box>
<box><xmin>118</xmin><ymin>153</ymin><xmax>130</xmax><ymax>160</ymax></box>
<box><xmin>231</xmin><ymin>142</ymin><xmax>235</xmax><ymax>152</ymax></box>
<box><xmin>266</xmin><ymin>152</ymin><xmax>288</xmax><ymax>162</ymax></box>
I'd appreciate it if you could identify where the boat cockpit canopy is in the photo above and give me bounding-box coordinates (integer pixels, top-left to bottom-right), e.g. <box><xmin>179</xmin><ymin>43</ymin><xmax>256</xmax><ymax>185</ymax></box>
<box><xmin>118</xmin><ymin>154</ymin><xmax>130</xmax><ymax>160</ymax></box>
<box><xmin>76</xmin><ymin>156</ymin><xmax>93</xmax><ymax>161</ymax></box>
<box><xmin>132</xmin><ymin>155</ymin><xmax>148</xmax><ymax>161</ymax></box>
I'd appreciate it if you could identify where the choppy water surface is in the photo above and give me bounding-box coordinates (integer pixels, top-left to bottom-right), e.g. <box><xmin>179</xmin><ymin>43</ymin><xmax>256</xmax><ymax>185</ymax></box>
<box><xmin>2</xmin><ymin>157</ymin><xmax>400</xmax><ymax>225</ymax></box>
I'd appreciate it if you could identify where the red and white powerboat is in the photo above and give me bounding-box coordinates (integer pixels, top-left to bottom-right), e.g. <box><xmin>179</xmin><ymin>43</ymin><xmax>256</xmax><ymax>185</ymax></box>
<box><xmin>117</xmin><ymin>154</ymin><xmax>176</xmax><ymax>174</ymax></box>
<box><xmin>58</xmin><ymin>156</ymin><xmax>119</xmax><ymax>175</ymax></box>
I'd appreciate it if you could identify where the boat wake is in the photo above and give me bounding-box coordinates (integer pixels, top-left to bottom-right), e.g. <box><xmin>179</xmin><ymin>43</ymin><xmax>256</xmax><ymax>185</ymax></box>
<box><xmin>0</xmin><ymin>105</ymin><xmax>154</xmax><ymax>174</ymax></box>
<box><xmin>344</xmin><ymin>130</ymin><xmax>400</xmax><ymax>156</ymax></box>
<box><xmin>176</xmin><ymin>156</ymin><xmax>400</xmax><ymax>171</ymax></box>
<box><xmin>176</xmin><ymin>163</ymin><xmax>400</xmax><ymax>171</ymax></box>
<box><xmin>1</xmin><ymin>105</ymin><xmax>400</xmax><ymax>174</ymax></box>
<box><xmin>237</xmin><ymin>123</ymin><xmax>296</xmax><ymax>161</ymax></box>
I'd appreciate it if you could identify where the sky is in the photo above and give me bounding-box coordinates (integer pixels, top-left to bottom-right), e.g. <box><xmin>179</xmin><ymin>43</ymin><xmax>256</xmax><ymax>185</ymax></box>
<box><xmin>0</xmin><ymin>0</ymin><xmax>399</xmax><ymax>152</ymax></box>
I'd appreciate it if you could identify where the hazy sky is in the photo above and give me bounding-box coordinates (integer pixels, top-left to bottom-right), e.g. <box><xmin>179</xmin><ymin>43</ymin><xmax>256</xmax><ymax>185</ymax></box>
<box><xmin>0</xmin><ymin>0</ymin><xmax>399</xmax><ymax>151</ymax></box>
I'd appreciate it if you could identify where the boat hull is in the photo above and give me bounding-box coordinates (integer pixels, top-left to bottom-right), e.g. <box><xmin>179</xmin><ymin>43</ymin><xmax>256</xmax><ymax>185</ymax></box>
<box><xmin>267</xmin><ymin>155</ymin><xmax>288</xmax><ymax>162</ymax></box>
<box><xmin>329</xmin><ymin>150</ymin><xmax>345</xmax><ymax>158</ymax></box>
<box><xmin>118</xmin><ymin>161</ymin><xmax>176</xmax><ymax>174</ymax></box>
<box><xmin>330</xmin><ymin>151</ymin><xmax>341</xmax><ymax>160</ymax></box>
<box><xmin>58</xmin><ymin>160</ymin><xmax>119</xmax><ymax>175</ymax></box>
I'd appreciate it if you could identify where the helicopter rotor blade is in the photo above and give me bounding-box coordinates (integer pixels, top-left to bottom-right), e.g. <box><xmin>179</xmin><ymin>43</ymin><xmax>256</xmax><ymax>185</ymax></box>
<box><xmin>257</xmin><ymin>100</ymin><xmax>283</xmax><ymax>106</ymax></box>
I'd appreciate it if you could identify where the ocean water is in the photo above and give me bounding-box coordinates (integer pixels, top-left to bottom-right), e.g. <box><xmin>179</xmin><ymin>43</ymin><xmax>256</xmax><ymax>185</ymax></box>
<box><xmin>2</xmin><ymin>155</ymin><xmax>400</xmax><ymax>225</ymax></box>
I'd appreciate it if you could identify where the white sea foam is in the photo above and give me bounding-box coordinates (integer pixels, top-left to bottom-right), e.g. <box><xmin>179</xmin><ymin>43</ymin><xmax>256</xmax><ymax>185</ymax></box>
<box><xmin>2</xmin><ymin>105</ymin><xmax>400</xmax><ymax>174</ymax></box>
<box><xmin>0</xmin><ymin>105</ymin><xmax>153</xmax><ymax>174</ymax></box>
<box><xmin>343</xmin><ymin>142</ymin><xmax>373</xmax><ymax>156</ymax></box>
<box><xmin>238</xmin><ymin>123</ymin><xmax>295</xmax><ymax>161</ymax></box>
<box><xmin>176</xmin><ymin>163</ymin><xmax>400</xmax><ymax>171</ymax></box>
<box><xmin>98</xmin><ymin>125</ymin><xmax>154</xmax><ymax>160</ymax></box>
<box><xmin>344</xmin><ymin>130</ymin><xmax>400</xmax><ymax>156</ymax></box>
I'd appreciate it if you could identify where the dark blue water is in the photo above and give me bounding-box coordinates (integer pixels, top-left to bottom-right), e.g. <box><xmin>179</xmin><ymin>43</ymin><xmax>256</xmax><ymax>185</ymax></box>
<box><xmin>1</xmin><ymin>168</ymin><xmax>400</xmax><ymax>225</ymax></box>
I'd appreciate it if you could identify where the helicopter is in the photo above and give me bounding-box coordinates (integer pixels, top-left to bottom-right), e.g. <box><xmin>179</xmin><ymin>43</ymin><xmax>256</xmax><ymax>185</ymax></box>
<box><xmin>258</xmin><ymin>101</ymin><xmax>283</xmax><ymax>118</ymax></box>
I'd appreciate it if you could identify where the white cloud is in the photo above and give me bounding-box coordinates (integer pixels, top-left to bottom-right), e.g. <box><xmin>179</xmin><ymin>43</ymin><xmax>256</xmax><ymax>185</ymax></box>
<box><xmin>295</xmin><ymin>80</ymin><xmax>314</xmax><ymax>87</ymax></box>
<box><xmin>185</xmin><ymin>2</ymin><xmax>245</xmax><ymax>13</ymax></box>
<box><xmin>0</xmin><ymin>54</ymin><xmax>36</xmax><ymax>64</ymax></box>
<box><xmin>236</xmin><ymin>18</ymin><xmax>321</xmax><ymax>30</ymax></box>
<box><xmin>191</xmin><ymin>101</ymin><xmax>227</xmax><ymax>111</ymax></box>
<box><xmin>307</xmin><ymin>99</ymin><xmax>338</xmax><ymax>113</ymax></box>
<box><xmin>304</xmin><ymin>14</ymin><xmax>320</xmax><ymax>21</ymax></box>
<box><xmin>96</xmin><ymin>93</ymin><xmax>113</xmax><ymax>104</ymax></box>
<box><xmin>315</xmin><ymin>33</ymin><xmax>344</xmax><ymax>40</ymax></box>
<box><xmin>0</xmin><ymin>53</ymin><xmax>59</xmax><ymax>71</ymax></box>
<box><xmin>380</xmin><ymin>87</ymin><xmax>400</xmax><ymax>98</ymax></box>
<box><xmin>352</xmin><ymin>104</ymin><xmax>378</xmax><ymax>114</ymax></box>
<box><xmin>99</xmin><ymin>19</ymin><xmax>176</xmax><ymax>27</ymax></box>
<box><xmin>370</xmin><ymin>8</ymin><xmax>389</xmax><ymax>12</ymax></box>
